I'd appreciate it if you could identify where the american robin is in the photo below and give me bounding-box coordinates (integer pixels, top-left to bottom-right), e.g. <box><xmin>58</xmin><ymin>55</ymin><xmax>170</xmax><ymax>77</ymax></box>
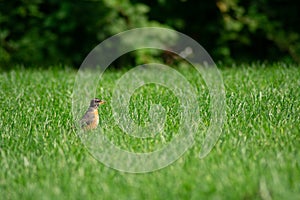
<box><xmin>80</xmin><ymin>98</ymin><xmax>105</xmax><ymax>130</ymax></box>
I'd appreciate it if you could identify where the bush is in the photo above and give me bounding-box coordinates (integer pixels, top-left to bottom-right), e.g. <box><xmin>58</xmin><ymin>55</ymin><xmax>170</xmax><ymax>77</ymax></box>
<box><xmin>1</xmin><ymin>0</ymin><xmax>299</xmax><ymax>67</ymax></box>
<box><xmin>0</xmin><ymin>0</ymin><xmax>162</xmax><ymax>67</ymax></box>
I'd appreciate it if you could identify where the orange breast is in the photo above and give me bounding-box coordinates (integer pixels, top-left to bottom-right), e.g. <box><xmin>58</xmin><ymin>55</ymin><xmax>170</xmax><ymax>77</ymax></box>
<box><xmin>94</xmin><ymin>109</ymin><xmax>99</xmax><ymax>126</ymax></box>
<box><xmin>83</xmin><ymin>109</ymin><xmax>99</xmax><ymax>131</ymax></box>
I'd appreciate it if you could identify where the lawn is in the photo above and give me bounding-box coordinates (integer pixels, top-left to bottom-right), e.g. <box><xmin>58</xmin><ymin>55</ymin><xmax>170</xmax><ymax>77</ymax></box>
<box><xmin>0</xmin><ymin>63</ymin><xmax>299</xmax><ymax>199</ymax></box>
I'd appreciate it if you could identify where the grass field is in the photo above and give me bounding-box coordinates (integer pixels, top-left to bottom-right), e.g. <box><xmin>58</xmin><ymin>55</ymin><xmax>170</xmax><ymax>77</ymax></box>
<box><xmin>0</xmin><ymin>63</ymin><xmax>299</xmax><ymax>199</ymax></box>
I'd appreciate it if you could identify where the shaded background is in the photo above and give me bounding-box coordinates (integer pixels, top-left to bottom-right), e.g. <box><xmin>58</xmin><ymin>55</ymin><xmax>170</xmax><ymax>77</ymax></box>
<box><xmin>1</xmin><ymin>0</ymin><xmax>299</xmax><ymax>68</ymax></box>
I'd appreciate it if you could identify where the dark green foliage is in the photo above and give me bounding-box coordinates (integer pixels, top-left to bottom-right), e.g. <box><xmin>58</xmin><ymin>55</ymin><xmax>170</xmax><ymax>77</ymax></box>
<box><xmin>0</xmin><ymin>0</ymin><xmax>158</xmax><ymax>67</ymax></box>
<box><xmin>0</xmin><ymin>0</ymin><xmax>299</xmax><ymax>67</ymax></box>
<box><xmin>137</xmin><ymin>0</ymin><xmax>300</xmax><ymax>63</ymax></box>
<box><xmin>215</xmin><ymin>0</ymin><xmax>300</xmax><ymax>62</ymax></box>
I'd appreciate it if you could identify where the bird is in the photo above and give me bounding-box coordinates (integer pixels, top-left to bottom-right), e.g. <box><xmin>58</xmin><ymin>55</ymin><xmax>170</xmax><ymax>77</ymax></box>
<box><xmin>80</xmin><ymin>98</ymin><xmax>105</xmax><ymax>130</ymax></box>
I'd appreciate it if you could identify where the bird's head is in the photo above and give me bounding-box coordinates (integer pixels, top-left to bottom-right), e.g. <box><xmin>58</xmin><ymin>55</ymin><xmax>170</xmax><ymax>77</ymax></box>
<box><xmin>90</xmin><ymin>98</ymin><xmax>105</xmax><ymax>108</ymax></box>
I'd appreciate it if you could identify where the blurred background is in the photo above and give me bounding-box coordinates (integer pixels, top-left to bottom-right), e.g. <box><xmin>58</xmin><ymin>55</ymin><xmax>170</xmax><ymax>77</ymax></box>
<box><xmin>1</xmin><ymin>0</ymin><xmax>299</xmax><ymax>68</ymax></box>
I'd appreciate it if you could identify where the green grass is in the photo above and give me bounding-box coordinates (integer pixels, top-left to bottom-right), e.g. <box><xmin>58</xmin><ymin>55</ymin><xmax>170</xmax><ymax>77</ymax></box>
<box><xmin>0</xmin><ymin>63</ymin><xmax>299</xmax><ymax>199</ymax></box>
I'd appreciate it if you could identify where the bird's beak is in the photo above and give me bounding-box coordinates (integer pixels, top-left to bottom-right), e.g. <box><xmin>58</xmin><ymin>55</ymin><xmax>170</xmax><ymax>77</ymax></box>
<box><xmin>100</xmin><ymin>100</ymin><xmax>105</xmax><ymax>105</ymax></box>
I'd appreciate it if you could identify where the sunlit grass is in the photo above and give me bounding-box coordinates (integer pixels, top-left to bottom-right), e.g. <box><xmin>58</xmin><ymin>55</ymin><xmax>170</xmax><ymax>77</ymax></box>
<box><xmin>0</xmin><ymin>63</ymin><xmax>299</xmax><ymax>199</ymax></box>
